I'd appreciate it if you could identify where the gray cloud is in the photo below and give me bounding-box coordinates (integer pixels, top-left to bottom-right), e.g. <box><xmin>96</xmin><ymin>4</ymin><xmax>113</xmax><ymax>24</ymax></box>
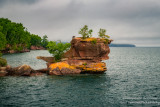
<box><xmin>0</xmin><ymin>0</ymin><xmax>160</xmax><ymax>46</ymax></box>
<box><xmin>0</xmin><ymin>0</ymin><xmax>38</xmax><ymax>5</ymax></box>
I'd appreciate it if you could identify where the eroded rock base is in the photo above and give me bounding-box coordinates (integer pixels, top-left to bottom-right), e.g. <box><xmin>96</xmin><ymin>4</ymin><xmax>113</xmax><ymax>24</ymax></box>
<box><xmin>0</xmin><ymin>65</ymin><xmax>46</xmax><ymax>77</ymax></box>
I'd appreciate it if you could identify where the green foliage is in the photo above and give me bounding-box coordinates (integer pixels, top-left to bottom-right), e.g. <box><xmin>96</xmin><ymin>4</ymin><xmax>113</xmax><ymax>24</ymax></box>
<box><xmin>47</xmin><ymin>41</ymin><xmax>71</xmax><ymax>62</ymax></box>
<box><xmin>83</xmin><ymin>63</ymin><xmax>87</xmax><ymax>66</ymax></box>
<box><xmin>91</xmin><ymin>39</ymin><xmax>97</xmax><ymax>44</ymax></box>
<box><xmin>0</xmin><ymin>18</ymin><xmax>49</xmax><ymax>52</ymax></box>
<box><xmin>41</xmin><ymin>35</ymin><xmax>49</xmax><ymax>48</ymax></box>
<box><xmin>98</xmin><ymin>28</ymin><xmax>110</xmax><ymax>39</ymax></box>
<box><xmin>16</xmin><ymin>46</ymin><xmax>23</xmax><ymax>51</ymax></box>
<box><xmin>30</xmin><ymin>34</ymin><xmax>42</xmax><ymax>46</ymax></box>
<box><xmin>0</xmin><ymin>18</ymin><xmax>29</xmax><ymax>45</ymax></box>
<box><xmin>0</xmin><ymin>57</ymin><xmax>7</xmax><ymax>67</ymax></box>
<box><xmin>104</xmin><ymin>39</ymin><xmax>109</xmax><ymax>44</ymax></box>
<box><xmin>79</xmin><ymin>25</ymin><xmax>93</xmax><ymax>39</ymax></box>
<box><xmin>0</xmin><ymin>31</ymin><xmax>6</xmax><ymax>50</ymax></box>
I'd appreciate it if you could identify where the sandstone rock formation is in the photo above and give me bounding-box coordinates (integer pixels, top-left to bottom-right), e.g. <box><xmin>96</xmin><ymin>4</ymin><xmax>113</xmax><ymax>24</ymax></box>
<box><xmin>64</xmin><ymin>37</ymin><xmax>111</xmax><ymax>60</ymax></box>
<box><xmin>7</xmin><ymin>64</ymin><xmax>33</xmax><ymax>76</ymax></box>
<box><xmin>38</xmin><ymin>37</ymin><xmax>112</xmax><ymax>75</ymax></box>
<box><xmin>48</xmin><ymin>62</ymin><xmax>81</xmax><ymax>75</ymax></box>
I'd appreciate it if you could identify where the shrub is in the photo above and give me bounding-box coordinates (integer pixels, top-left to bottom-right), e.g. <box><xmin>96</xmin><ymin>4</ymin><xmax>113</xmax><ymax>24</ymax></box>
<box><xmin>98</xmin><ymin>28</ymin><xmax>110</xmax><ymax>39</ymax></box>
<box><xmin>79</xmin><ymin>25</ymin><xmax>93</xmax><ymax>39</ymax></box>
<box><xmin>104</xmin><ymin>39</ymin><xmax>109</xmax><ymax>44</ymax></box>
<box><xmin>47</xmin><ymin>41</ymin><xmax>71</xmax><ymax>62</ymax></box>
<box><xmin>83</xmin><ymin>63</ymin><xmax>87</xmax><ymax>66</ymax></box>
<box><xmin>91</xmin><ymin>39</ymin><xmax>97</xmax><ymax>44</ymax></box>
<box><xmin>0</xmin><ymin>57</ymin><xmax>7</xmax><ymax>67</ymax></box>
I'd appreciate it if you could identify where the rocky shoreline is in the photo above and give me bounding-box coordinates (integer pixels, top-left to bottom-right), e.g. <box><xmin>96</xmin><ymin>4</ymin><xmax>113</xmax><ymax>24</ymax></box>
<box><xmin>0</xmin><ymin>37</ymin><xmax>112</xmax><ymax>76</ymax></box>
<box><xmin>1</xmin><ymin>45</ymin><xmax>46</xmax><ymax>54</ymax></box>
<box><xmin>0</xmin><ymin>65</ymin><xmax>47</xmax><ymax>76</ymax></box>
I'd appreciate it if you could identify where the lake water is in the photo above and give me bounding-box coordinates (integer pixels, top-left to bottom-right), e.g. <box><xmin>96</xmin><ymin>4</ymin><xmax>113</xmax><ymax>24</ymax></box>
<box><xmin>0</xmin><ymin>48</ymin><xmax>160</xmax><ymax>107</ymax></box>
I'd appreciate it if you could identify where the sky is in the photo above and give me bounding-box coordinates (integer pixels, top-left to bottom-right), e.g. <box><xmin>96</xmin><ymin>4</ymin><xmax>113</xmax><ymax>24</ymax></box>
<box><xmin>0</xmin><ymin>0</ymin><xmax>160</xmax><ymax>47</ymax></box>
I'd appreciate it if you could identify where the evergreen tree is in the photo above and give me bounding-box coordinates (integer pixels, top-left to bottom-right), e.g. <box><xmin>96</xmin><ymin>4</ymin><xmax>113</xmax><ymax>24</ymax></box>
<box><xmin>47</xmin><ymin>41</ymin><xmax>71</xmax><ymax>62</ymax></box>
<box><xmin>79</xmin><ymin>25</ymin><xmax>93</xmax><ymax>39</ymax></box>
<box><xmin>41</xmin><ymin>35</ymin><xmax>49</xmax><ymax>48</ymax></box>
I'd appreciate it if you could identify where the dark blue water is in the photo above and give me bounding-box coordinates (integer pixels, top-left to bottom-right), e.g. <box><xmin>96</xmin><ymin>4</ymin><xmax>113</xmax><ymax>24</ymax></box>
<box><xmin>1</xmin><ymin>48</ymin><xmax>160</xmax><ymax>107</ymax></box>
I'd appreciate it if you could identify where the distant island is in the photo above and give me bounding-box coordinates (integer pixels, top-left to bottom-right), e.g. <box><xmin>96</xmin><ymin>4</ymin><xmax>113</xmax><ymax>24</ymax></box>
<box><xmin>109</xmin><ymin>43</ymin><xmax>136</xmax><ymax>47</ymax></box>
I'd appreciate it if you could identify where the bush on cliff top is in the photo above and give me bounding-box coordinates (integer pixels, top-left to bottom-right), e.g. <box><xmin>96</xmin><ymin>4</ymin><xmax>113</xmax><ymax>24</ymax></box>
<box><xmin>98</xmin><ymin>28</ymin><xmax>110</xmax><ymax>39</ymax></box>
<box><xmin>79</xmin><ymin>25</ymin><xmax>110</xmax><ymax>42</ymax></box>
<box><xmin>79</xmin><ymin>25</ymin><xmax>93</xmax><ymax>39</ymax></box>
<box><xmin>47</xmin><ymin>41</ymin><xmax>71</xmax><ymax>62</ymax></box>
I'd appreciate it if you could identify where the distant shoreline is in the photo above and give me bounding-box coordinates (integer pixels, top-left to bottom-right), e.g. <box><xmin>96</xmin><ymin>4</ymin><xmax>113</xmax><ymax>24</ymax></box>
<box><xmin>109</xmin><ymin>43</ymin><xmax>136</xmax><ymax>47</ymax></box>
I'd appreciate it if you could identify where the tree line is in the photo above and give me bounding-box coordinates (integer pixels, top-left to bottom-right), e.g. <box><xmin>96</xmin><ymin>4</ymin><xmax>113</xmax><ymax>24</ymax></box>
<box><xmin>0</xmin><ymin>18</ymin><xmax>49</xmax><ymax>52</ymax></box>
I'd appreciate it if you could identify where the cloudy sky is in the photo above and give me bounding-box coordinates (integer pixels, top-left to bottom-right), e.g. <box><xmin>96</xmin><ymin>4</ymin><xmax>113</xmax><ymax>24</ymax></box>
<box><xmin>0</xmin><ymin>0</ymin><xmax>160</xmax><ymax>47</ymax></box>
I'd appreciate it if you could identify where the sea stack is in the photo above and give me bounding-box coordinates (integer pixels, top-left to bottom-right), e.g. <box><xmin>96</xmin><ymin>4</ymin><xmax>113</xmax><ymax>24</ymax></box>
<box><xmin>38</xmin><ymin>37</ymin><xmax>113</xmax><ymax>75</ymax></box>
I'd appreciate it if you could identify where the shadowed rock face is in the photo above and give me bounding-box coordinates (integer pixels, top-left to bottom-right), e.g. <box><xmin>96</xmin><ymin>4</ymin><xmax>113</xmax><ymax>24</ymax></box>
<box><xmin>64</xmin><ymin>37</ymin><xmax>112</xmax><ymax>61</ymax></box>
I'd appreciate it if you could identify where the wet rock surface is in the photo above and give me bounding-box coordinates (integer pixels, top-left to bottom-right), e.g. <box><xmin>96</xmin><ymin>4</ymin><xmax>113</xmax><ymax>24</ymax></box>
<box><xmin>48</xmin><ymin>62</ymin><xmax>81</xmax><ymax>75</ymax></box>
<box><xmin>0</xmin><ymin>65</ymin><xmax>47</xmax><ymax>77</ymax></box>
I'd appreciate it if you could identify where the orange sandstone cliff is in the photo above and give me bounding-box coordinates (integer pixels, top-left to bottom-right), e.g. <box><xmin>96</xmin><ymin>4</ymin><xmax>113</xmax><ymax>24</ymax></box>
<box><xmin>37</xmin><ymin>37</ymin><xmax>113</xmax><ymax>75</ymax></box>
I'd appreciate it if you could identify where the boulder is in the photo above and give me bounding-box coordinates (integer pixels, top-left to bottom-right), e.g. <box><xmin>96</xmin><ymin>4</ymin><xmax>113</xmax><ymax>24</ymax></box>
<box><xmin>7</xmin><ymin>64</ymin><xmax>32</xmax><ymax>76</ymax></box>
<box><xmin>0</xmin><ymin>67</ymin><xmax>7</xmax><ymax>76</ymax></box>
